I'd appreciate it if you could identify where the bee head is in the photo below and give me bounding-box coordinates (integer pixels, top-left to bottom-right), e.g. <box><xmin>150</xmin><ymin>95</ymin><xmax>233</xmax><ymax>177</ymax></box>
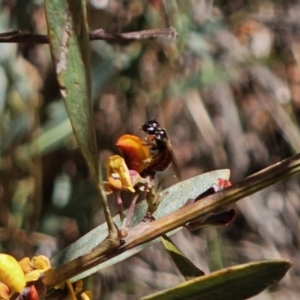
<box><xmin>141</xmin><ymin>119</ymin><xmax>160</xmax><ymax>135</ymax></box>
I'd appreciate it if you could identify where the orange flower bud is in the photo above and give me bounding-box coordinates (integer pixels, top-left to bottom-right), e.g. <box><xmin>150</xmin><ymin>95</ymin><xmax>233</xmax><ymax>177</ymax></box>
<box><xmin>0</xmin><ymin>253</ymin><xmax>26</xmax><ymax>293</ymax></box>
<box><xmin>105</xmin><ymin>155</ymin><xmax>135</xmax><ymax>193</ymax></box>
<box><xmin>116</xmin><ymin>134</ymin><xmax>150</xmax><ymax>173</ymax></box>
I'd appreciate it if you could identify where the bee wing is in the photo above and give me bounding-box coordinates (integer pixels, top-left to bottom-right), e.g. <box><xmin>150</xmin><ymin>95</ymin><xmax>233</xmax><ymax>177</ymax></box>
<box><xmin>165</xmin><ymin>139</ymin><xmax>181</xmax><ymax>181</ymax></box>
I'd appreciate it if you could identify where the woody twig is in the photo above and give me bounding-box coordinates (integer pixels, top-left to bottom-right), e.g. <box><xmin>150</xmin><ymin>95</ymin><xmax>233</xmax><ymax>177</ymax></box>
<box><xmin>0</xmin><ymin>27</ymin><xmax>177</xmax><ymax>44</ymax></box>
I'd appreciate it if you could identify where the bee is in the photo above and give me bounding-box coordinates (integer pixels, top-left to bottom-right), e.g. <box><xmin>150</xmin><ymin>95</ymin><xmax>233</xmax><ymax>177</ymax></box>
<box><xmin>140</xmin><ymin>119</ymin><xmax>181</xmax><ymax>180</ymax></box>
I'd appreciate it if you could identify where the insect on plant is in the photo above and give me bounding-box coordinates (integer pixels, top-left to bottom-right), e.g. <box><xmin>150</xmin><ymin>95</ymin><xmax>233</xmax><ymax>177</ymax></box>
<box><xmin>140</xmin><ymin>119</ymin><xmax>181</xmax><ymax>181</ymax></box>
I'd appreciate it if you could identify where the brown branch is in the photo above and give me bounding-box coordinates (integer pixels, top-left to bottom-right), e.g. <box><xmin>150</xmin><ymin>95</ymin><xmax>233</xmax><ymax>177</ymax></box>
<box><xmin>0</xmin><ymin>27</ymin><xmax>177</xmax><ymax>44</ymax></box>
<box><xmin>42</xmin><ymin>152</ymin><xmax>300</xmax><ymax>287</ymax></box>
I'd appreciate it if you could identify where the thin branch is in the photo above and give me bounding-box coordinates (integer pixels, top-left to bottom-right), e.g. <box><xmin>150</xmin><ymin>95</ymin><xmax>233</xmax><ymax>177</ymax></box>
<box><xmin>0</xmin><ymin>27</ymin><xmax>177</xmax><ymax>44</ymax></box>
<box><xmin>42</xmin><ymin>152</ymin><xmax>300</xmax><ymax>287</ymax></box>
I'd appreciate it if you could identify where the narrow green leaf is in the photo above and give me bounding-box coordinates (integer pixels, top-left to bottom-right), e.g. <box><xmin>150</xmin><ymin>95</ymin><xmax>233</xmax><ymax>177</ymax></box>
<box><xmin>141</xmin><ymin>260</ymin><xmax>291</xmax><ymax>300</ymax></box>
<box><xmin>50</xmin><ymin>169</ymin><xmax>230</xmax><ymax>281</ymax></box>
<box><xmin>44</xmin><ymin>0</ymin><xmax>98</xmax><ymax>179</ymax></box>
<box><xmin>161</xmin><ymin>235</ymin><xmax>205</xmax><ymax>281</ymax></box>
<box><xmin>44</xmin><ymin>0</ymin><xmax>116</xmax><ymax>234</ymax></box>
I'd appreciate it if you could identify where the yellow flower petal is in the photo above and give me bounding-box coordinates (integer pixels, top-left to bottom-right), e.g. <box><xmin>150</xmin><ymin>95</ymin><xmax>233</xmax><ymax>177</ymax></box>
<box><xmin>105</xmin><ymin>155</ymin><xmax>135</xmax><ymax>193</ymax></box>
<box><xmin>81</xmin><ymin>291</ymin><xmax>93</xmax><ymax>300</ymax></box>
<box><xmin>0</xmin><ymin>254</ymin><xmax>26</xmax><ymax>293</ymax></box>
<box><xmin>18</xmin><ymin>257</ymin><xmax>32</xmax><ymax>274</ymax></box>
<box><xmin>25</xmin><ymin>270</ymin><xmax>42</xmax><ymax>282</ymax></box>
<box><xmin>31</xmin><ymin>255</ymin><xmax>51</xmax><ymax>271</ymax></box>
<box><xmin>65</xmin><ymin>280</ymin><xmax>77</xmax><ymax>300</ymax></box>
<box><xmin>108</xmin><ymin>173</ymin><xmax>123</xmax><ymax>191</ymax></box>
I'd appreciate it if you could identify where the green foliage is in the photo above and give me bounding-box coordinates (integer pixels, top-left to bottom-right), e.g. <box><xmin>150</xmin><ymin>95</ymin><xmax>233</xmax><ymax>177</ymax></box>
<box><xmin>160</xmin><ymin>235</ymin><xmax>205</xmax><ymax>280</ymax></box>
<box><xmin>142</xmin><ymin>260</ymin><xmax>291</xmax><ymax>300</ymax></box>
<box><xmin>0</xmin><ymin>0</ymin><xmax>299</xmax><ymax>299</ymax></box>
<box><xmin>44</xmin><ymin>0</ymin><xmax>97</xmax><ymax>180</ymax></box>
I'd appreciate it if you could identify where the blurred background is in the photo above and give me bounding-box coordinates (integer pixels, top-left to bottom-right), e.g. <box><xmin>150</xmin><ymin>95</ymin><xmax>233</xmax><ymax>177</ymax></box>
<box><xmin>1</xmin><ymin>0</ymin><xmax>300</xmax><ymax>299</ymax></box>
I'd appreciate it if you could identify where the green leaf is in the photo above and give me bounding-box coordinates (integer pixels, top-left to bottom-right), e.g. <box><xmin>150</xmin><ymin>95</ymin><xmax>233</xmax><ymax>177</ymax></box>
<box><xmin>141</xmin><ymin>260</ymin><xmax>291</xmax><ymax>300</ymax></box>
<box><xmin>44</xmin><ymin>0</ymin><xmax>116</xmax><ymax>236</ymax></box>
<box><xmin>44</xmin><ymin>0</ymin><xmax>98</xmax><ymax>181</ymax></box>
<box><xmin>161</xmin><ymin>235</ymin><xmax>205</xmax><ymax>281</ymax></box>
<box><xmin>50</xmin><ymin>169</ymin><xmax>230</xmax><ymax>281</ymax></box>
